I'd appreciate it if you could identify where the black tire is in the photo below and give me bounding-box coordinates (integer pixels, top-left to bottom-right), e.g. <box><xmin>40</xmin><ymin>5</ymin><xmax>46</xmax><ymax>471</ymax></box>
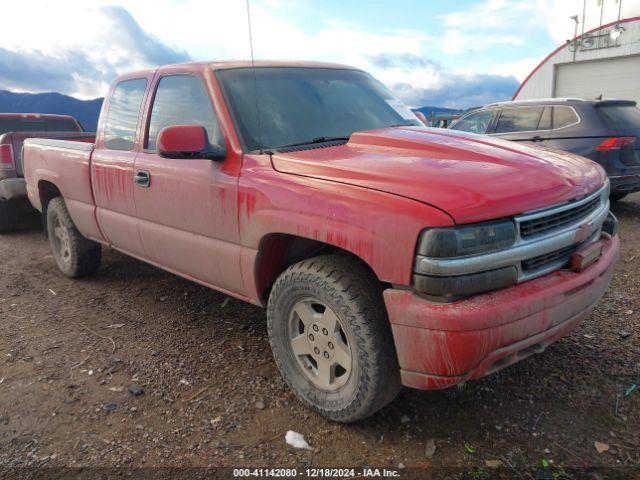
<box><xmin>267</xmin><ymin>254</ymin><xmax>401</xmax><ymax>423</ymax></box>
<box><xmin>610</xmin><ymin>192</ymin><xmax>628</xmax><ymax>202</ymax></box>
<box><xmin>46</xmin><ymin>197</ymin><xmax>101</xmax><ymax>278</ymax></box>
<box><xmin>0</xmin><ymin>199</ymin><xmax>19</xmax><ymax>234</ymax></box>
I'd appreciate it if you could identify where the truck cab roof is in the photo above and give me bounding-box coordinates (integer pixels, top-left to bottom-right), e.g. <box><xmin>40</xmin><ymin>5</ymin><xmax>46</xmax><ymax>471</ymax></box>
<box><xmin>116</xmin><ymin>60</ymin><xmax>358</xmax><ymax>80</ymax></box>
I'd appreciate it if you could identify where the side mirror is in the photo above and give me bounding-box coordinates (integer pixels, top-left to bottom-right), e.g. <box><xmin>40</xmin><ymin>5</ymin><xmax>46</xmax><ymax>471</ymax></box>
<box><xmin>157</xmin><ymin>125</ymin><xmax>226</xmax><ymax>160</ymax></box>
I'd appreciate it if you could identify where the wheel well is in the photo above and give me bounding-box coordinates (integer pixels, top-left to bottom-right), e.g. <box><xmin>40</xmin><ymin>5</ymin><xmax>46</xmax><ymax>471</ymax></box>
<box><xmin>255</xmin><ymin>233</ymin><xmax>383</xmax><ymax>304</ymax></box>
<box><xmin>38</xmin><ymin>181</ymin><xmax>62</xmax><ymax>236</ymax></box>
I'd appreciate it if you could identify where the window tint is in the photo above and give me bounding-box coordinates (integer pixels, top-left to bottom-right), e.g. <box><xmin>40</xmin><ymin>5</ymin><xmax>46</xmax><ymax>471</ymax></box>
<box><xmin>0</xmin><ymin>117</ymin><xmax>80</xmax><ymax>135</ymax></box>
<box><xmin>553</xmin><ymin>106</ymin><xmax>579</xmax><ymax>129</ymax></box>
<box><xmin>103</xmin><ymin>78</ymin><xmax>147</xmax><ymax>151</ymax></box>
<box><xmin>147</xmin><ymin>75</ymin><xmax>221</xmax><ymax>152</ymax></box>
<box><xmin>450</xmin><ymin>110</ymin><xmax>494</xmax><ymax>134</ymax></box>
<box><xmin>596</xmin><ymin>105</ymin><xmax>640</xmax><ymax>135</ymax></box>
<box><xmin>494</xmin><ymin>107</ymin><xmax>545</xmax><ymax>133</ymax></box>
<box><xmin>538</xmin><ymin>107</ymin><xmax>552</xmax><ymax>130</ymax></box>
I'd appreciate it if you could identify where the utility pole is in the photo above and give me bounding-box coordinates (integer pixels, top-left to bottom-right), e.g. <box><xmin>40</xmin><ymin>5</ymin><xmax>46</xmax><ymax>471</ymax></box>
<box><xmin>571</xmin><ymin>15</ymin><xmax>579</xmax><ymax>62</ymax></box>
<box><xmin>616</xmin><ymin>0</ymin><xmax>623</xmax><ymax>21</ymax></box>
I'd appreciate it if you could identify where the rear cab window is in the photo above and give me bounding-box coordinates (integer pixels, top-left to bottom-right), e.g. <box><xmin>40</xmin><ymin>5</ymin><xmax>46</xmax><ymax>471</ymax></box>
<box><xmin>103</xmin><ymin>78</ymin><xmax>148</xmax><ymax>151</ymax></box>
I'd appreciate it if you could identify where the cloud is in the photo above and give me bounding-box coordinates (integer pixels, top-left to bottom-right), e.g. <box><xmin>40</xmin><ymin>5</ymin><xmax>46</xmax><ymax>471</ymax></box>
<box><xmin>543</xmin><ymin>0</ymin><xmax>640</xmax><ymax>45</ymax></box>
<box><xmin>0</xmin><ymin>1</ymin><xmax>439</xmax><ymax>102</ymax></box>
<box><xmin>0</xmin><ymin>4</ymin><xmax>189</xmax><ymax>97</ymax></box>
<box><xmin>443</xmin><ymin>0</ymin><xmax>544</xmax><ymax>30</ymax></box>
<box><xmin>0</xmin><ymin>0</ymin><xmax>574</xmax><ymax>109</ymax></box>
<box><xmin>392</xmin><ymin>74</ymin><xmax>520</xmax><ymax>109</ymax></box>
<box><xmin>370</xmin><ymin>53</ymin><xmax>519</xmax><ymax>109</ymax></box>
<box><xmin>0</xmin><ymin>48</ymin><xmax>104</xmax><ymax>95</ymax></box>
<box><xmin>490</xmin><ymin>57</ymin><xmax>544</xmax><ymax>81</ymax></box>
<box><xmin>369</xmin><ymin>53</ymin><xmax>440</xmax><ymax>70</ymax></box>
<box><xmin>99</xmin><ymin>6</ymin><xmax>190</xmax><ymax>68</ymax></box>
<box><xmin>440</xmin><ymin>0</ymin><xmax>544</xmax><ymax>55</ymax></box>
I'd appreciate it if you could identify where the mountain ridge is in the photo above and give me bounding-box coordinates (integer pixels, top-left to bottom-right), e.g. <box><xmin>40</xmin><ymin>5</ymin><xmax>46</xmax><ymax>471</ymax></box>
<box><xmin>0</xmin><ymin>89</ymin><xmax>464</xmax><ymax>133</ymax></box>
<box><xmin>0</xmin><ymin>90</ymin><xmax>103</xmax><ymax>132</ymax></box>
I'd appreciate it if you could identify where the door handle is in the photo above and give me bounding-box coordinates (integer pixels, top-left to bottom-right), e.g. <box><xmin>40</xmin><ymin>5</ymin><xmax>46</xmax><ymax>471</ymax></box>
<box><xmin>134</xmin><ymin>170</ymin><xmax>150</xmax><ymax>187</ymax></box>
<box><xmin>531</xmin><ymin>136</ymin><xmax>544</xmax><ymax>142</ymax></box>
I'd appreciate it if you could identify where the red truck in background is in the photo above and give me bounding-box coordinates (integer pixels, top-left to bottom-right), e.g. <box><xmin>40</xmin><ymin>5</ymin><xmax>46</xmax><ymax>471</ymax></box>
<box><xmin>23</xmin><ymin>61</ymin><xmax>619</xmax><ymax>422</ymax></box>
<box><xmin>0</xmin><ymin>113</ymin><xmax>94</xmax><ymax>232</ymax></box>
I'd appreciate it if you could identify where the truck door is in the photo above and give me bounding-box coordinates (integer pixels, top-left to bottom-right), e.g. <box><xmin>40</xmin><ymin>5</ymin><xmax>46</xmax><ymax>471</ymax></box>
<box><xmin>91</xmin><ymin>77</ymin><xmax>149</xmax><ymax>257</ymax></box>
<box><xmin>133</xmin><ymin>73</ymin><xmax>242</xmax><ymax>294</ymax></box>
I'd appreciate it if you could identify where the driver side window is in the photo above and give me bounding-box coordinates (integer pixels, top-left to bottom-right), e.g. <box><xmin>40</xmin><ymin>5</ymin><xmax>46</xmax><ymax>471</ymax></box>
<box><xmin>146</xmin><ymin>74</ymin><xmax>221</xmax><ymax>152</ymax></box>
<box><xmin>450</xmin><ymin>110</ymin><xmax>495</xmax><ymax>134</ymax></box>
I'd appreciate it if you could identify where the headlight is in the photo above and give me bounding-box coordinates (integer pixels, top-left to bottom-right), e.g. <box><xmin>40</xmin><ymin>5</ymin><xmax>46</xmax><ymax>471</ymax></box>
<box><xmin>416</xmin><ymin>220</ymin><xmax>517</xmax><ymax>258</ymax></box>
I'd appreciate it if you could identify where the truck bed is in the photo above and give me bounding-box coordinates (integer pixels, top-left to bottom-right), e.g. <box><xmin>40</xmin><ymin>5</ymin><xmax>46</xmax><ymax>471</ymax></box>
<box><xmin>1</xmin><ymin>131</ymin><xmax>94</xmax><ymax>178</ymax></box>
<box><xmin>23</xmin><ymin>138</ymin><xmax>102</xmax><ymax>240</ymax></box>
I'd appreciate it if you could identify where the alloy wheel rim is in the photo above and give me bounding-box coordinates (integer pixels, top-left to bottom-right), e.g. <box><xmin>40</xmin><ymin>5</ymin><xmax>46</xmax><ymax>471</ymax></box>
<box><xmin>53</xmin><ymin>219</ymin><xmax>71</xmax><ymax>264</ymax></box>
<box><xmin>288</xmin><ymin>298</ymin><xmax>352</xmax><ymax>391</ymax></box>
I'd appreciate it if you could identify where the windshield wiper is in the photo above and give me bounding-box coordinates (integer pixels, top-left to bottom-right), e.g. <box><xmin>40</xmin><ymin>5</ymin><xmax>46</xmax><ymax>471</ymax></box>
<box><xmin>273</xmin><ymin>136</ymin><xmax>350</xmax><ymax>150</ymax></box>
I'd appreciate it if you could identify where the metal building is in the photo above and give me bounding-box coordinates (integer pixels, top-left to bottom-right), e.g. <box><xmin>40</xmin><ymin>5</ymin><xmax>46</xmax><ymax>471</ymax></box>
<box><xmin>514</xmin><ymin>16</ymin><xmax>640</xmax><ymax>103</ymax></box>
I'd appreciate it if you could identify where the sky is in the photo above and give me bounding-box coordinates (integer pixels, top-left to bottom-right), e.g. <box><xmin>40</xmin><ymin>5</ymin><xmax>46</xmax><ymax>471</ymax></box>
<box><xmin>0</xmin><ymin>0</ymin><xmax>638</xmax><ymax>109</ymax></box>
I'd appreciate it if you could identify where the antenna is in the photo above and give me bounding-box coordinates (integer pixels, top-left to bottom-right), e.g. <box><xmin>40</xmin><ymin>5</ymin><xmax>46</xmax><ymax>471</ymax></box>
<box><xmin>245</xmin><ymin>0</ymin><xmax>265</xmax><ymax>154</ymax></box>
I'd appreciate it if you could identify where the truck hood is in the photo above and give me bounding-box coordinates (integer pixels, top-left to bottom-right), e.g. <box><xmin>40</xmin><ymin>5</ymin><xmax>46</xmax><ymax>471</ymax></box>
<box><xmin>271</xmin><ymin>127</ymin><xmax>606</xmax><ymax>224</ymax></box>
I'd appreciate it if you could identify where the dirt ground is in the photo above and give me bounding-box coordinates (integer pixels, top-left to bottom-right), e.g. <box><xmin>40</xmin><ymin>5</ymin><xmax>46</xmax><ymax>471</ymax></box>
<box><xmin>1</xmin><ymin>195</ymin><xmax>639</xmax><ymax>480</ymax></box>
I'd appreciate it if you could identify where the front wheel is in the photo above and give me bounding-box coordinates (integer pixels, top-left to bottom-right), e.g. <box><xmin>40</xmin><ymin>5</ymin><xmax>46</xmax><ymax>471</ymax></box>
<box><xmin>46</xmin><ymin>197</ymin><xmax>102</xmax><ymax>278</ymax></box>
<box><xmin>267</xmin><ymin>254</ymin><xmax>401</xmax><ymax>423</ymax></box>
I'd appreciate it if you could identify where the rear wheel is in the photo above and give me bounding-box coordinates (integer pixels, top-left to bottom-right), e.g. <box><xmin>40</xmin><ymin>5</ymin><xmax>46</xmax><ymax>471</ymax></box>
<box><xmin>0</xmin><ymin>199</ymin><xmax>19</xmax><ymax>233</ymax></box>
<box><xmin>267</xmin><ymin>254</ymin><xmax>401</xmax><ymax>423</ymax></box>
<box><xmin>46</xmin><ymin>197</ymin><xmax>101</xmax><ymax>278</ymax></box>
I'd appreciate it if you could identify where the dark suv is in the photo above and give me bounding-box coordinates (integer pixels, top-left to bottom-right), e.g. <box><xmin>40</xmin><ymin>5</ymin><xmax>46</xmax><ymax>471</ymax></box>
<box><xmin>449</xmin><ymin>99</ymin><xmax>640</xmax><ymax>201</ymax></box>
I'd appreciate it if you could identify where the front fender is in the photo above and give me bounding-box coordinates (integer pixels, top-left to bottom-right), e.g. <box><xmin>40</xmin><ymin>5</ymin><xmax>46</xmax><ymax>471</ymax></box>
<box><xmin>238</xmin><ymin>155</ymin><xmax>454</xmax><ymax>299</ymax></box>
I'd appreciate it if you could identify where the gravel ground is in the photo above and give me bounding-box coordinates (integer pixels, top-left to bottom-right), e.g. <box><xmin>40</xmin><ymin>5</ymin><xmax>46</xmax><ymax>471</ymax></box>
<box><xmin>0</xmin><ymin>195</ymin><xmax>639</xmax><ymax>480</ymax></box>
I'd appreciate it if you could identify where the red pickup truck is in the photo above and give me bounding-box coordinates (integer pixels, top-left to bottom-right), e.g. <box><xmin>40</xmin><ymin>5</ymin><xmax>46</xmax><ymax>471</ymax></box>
<box><xmin>0</xmin><ymin>113</ymin><xmax>93</xmax><ymax>233</ymax></box>
<box><xmin>23</xmin><ymin>61</ymin><xmax>619</xmax><ymax>422</ymax></box>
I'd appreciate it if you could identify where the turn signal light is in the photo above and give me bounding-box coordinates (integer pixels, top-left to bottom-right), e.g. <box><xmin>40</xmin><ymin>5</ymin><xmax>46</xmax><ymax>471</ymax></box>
<box><xmin>595</xmin><ymin>136</ymin><xmax>636</xmax><ymax>151</ymax></box>
<box><xmin>0</xmin><ymin>144</ymin><xmax>14</xmax><ymax>169</ymax></box>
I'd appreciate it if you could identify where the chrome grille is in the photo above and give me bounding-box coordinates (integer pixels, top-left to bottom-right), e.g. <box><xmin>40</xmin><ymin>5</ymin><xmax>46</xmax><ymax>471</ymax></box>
<box><xmin>520</xmin><ymin>195</ymin><xmax>600</xmax><ymax>239</ymax></box>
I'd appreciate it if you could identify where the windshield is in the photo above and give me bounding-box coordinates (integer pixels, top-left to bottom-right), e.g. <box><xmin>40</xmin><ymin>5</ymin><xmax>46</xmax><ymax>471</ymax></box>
<box><xmin>0</xmin><ymin>117</ymin><xmax>81</xmax><ymax>135</ymax></box>
<box><xmin>215</xmin><ymin>67</ymin><xmax>421</xmax><ymax>152</ymax></box>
